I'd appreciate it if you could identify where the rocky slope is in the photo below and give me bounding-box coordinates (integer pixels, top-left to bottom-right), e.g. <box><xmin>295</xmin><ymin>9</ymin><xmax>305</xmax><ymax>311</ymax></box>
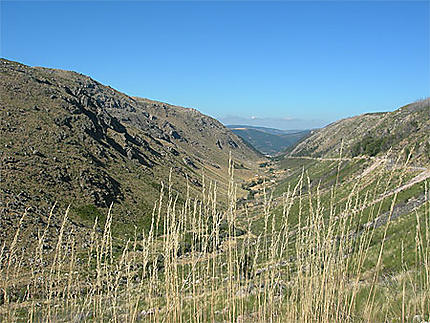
<box><xmin>0</xmin><ymin>59</ymin><xmax>263</xmax><ymax>242</ymax></box>
<box><xmin>289</xmin><ymin>99</ymin><xmax>430</xmax><ymax>163</ymax></box>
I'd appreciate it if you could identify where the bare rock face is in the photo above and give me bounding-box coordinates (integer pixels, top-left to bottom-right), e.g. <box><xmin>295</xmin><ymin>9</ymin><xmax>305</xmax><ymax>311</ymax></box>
<box><xmin>183</xmin><ymin>157</ymin><xmax>198</xmax><ymax>169</ymax></box>
<box><xmin>79</xmin><ymin>169</ymin><xmax>123</xmax><ymax>207</ymax></box>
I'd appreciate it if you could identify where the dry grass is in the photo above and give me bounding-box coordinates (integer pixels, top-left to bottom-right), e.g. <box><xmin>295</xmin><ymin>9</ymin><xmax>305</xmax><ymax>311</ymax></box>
<box><xmin>1</xmin><ymin>156</ymin><xmax>429</xmax><ymax>322</ymax></box>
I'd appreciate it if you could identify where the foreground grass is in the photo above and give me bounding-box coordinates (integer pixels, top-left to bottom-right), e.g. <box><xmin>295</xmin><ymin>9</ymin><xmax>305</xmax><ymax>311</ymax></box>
<box><xmin>1</xmin><ymin>158</ymin><xmax>429</xmax><ymax>322</ymax></box>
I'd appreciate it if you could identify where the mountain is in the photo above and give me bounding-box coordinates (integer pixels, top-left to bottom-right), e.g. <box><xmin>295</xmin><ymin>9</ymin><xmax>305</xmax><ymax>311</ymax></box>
<box><xmin>289</xmin><ymin>99</ymin><xmax>430</xmax><ymax>164</ymax></box>
<box><xmin>0</xmin><ymin>59</ymin><xmax>263</xmax><ymax>241</ymax></box>
<box><xmin>227</xmin><ymin>125</ymin><xmax>310</xmax><ymax>155</ymax></box>
<box><xmin>1</xmin><ymin>60</ymin><xmax>429</xmax><ymax>322</ymax></box>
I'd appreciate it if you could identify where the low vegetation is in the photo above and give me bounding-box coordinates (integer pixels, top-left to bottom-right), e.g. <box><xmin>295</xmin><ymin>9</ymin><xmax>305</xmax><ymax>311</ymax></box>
<box><xmin>1</xmin><ymin>154</ymin><xmax>429</xmax><ymax>322</ymax></box>
<box><xmin>1</xmin><ymin>59</ymin><xmax>429</xmax><ymax>322</ymax></box>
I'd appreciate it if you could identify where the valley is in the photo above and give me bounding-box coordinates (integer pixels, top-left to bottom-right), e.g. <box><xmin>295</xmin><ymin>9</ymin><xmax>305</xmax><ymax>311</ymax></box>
<box><xmin>227</xmin><ymin>125</ymin><xmax>310</xmax><ymax>156</ymax></box>
<box><xmin>0</xmin><ymin>60</ymin><xmax>429</xmax><ymax>322</ymax></box>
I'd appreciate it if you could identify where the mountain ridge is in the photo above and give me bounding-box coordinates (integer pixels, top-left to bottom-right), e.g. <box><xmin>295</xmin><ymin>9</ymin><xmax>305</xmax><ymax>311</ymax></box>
<box><xmin>288</xmin><ymin>99</ymin><xmax>430</xmax><ymax>163</ymax></box>
<box><xmin>0</xmin><ymin>58</ymin><xmax>264</xmax><ymax>241</ymax></box>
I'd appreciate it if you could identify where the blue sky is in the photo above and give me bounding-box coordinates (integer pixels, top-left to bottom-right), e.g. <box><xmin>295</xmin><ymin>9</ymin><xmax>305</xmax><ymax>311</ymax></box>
<box><xmin>1</xmin><ymin>1</ymin><xmax>429</xmax><ymax>129</ymax></box>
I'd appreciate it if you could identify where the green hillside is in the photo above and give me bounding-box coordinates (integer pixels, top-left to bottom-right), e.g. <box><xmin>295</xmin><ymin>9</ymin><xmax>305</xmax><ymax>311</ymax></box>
<box><xmin>290</xmin><ymin>99</ymin><xmax>430</xmax><ymax>164</ymax></box>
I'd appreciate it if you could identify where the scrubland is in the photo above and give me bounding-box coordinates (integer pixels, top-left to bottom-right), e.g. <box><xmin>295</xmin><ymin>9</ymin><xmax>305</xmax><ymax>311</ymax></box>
<box><xmin>1</xmin><ymin>155</ymin><xmax>429</xmax><ymax>322</ymax></box>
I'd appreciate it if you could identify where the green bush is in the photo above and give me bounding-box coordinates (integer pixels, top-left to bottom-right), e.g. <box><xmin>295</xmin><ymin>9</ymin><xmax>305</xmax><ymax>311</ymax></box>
<box><xmin>351</xmin><ymin>135</ymin><xmax>392</xmax><ymax>157</ymax></box>
<box><xmin>74</xmin><ymin>204</ymin><xmax>105</xmax><ymax>226</ymax></box>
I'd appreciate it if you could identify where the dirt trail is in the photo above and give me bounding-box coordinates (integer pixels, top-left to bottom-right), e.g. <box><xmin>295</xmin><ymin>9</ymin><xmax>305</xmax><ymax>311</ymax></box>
<box><xmin>286</xmin><ymin>156</ymin><xmax>365</xmax><ymax>162</ymax></box>
<box><xmin>368</xmin><ymin>169</ymin><xmax>430</xmax><ymax>207</ymax></box>
<box><xmin>243</xmin><ymin>156</ymin><xmax>429</xmax><ymax>223</ymax></box>
<box><xmin>288</xmin><ymin>155</ymin><xmax>426</xmax><ymax>173</ymax></box>
<box><xmin>359</xmin><ymin>159</ymin><xmax>384</xmax><ymax>178</ymax></box>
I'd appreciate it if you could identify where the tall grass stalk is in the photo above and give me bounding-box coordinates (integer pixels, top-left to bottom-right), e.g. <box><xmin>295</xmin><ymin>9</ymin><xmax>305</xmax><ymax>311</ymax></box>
<box><xmin>0</xmin><ymin>156</ymin><xmax>429</xmax><ymax>322</ymax></box>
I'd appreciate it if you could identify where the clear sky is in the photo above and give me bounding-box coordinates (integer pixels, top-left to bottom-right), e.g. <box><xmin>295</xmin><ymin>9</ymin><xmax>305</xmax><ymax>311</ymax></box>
<box><xmin>1</xmin><ymin>1</ymin><xmax>429</xmax><ymax>129</ymax></box>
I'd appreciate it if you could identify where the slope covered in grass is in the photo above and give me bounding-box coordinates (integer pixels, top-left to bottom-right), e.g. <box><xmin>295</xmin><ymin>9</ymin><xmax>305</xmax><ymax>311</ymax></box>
<box><xmin>290</xmin><ymin>99</ymin><xmax>430</xmax><ymax>164</ymax></box>
<box><xmin>1</xmin><ymin>154</ymin><xmax>429</xmax><ymax>322</ymax></box>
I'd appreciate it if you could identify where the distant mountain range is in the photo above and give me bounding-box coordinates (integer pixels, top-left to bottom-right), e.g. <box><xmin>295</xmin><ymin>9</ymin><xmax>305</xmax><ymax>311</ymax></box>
<box><xmin>227</xmin><ymin>125</ymin><xmax>311</xmax><ymax>155</ymax></box>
